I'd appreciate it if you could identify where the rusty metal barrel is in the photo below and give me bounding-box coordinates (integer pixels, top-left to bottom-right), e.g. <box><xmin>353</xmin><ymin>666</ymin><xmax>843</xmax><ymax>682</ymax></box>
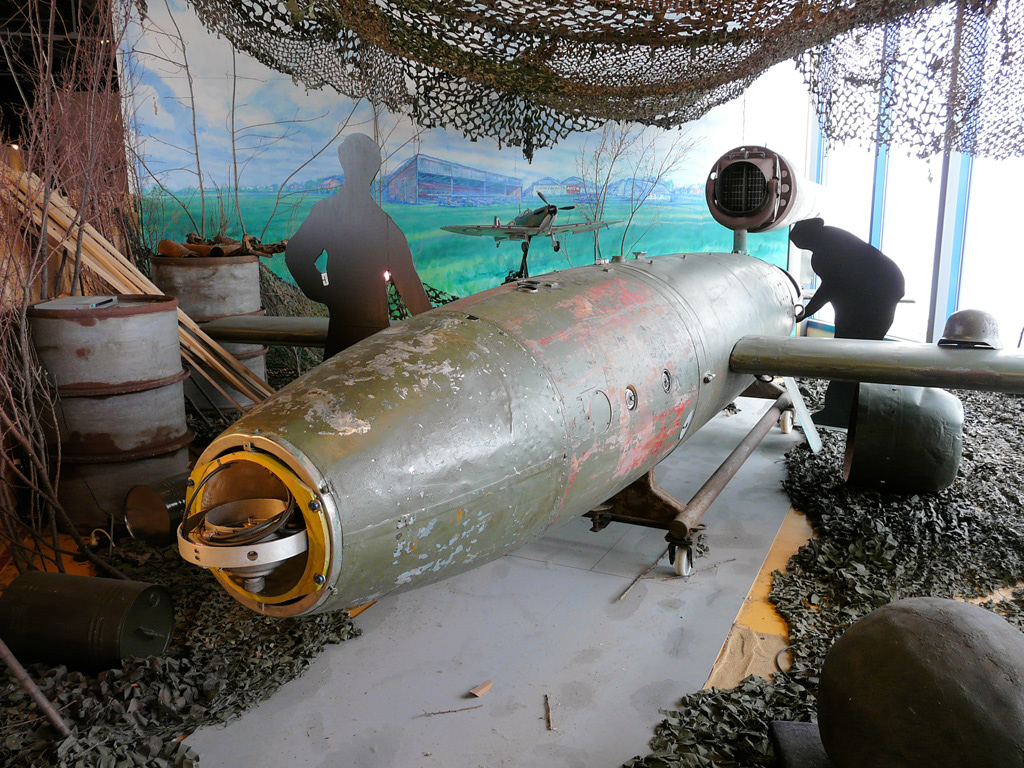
<box><xmin>150</xmin><ymin>255</ymin><xmax>267</xmax><ymax>411</ymax></box>
<box><xmin>27</xmin><ymin>295</ymin><xmax>192</xmax><ymax>531</ymax></box>
<box><xmin>150</xmin><ymin>254</ymin><xmax>261</xmax><ymax>321</ymax></box>
<box><xmin>0</xmin><ymin>572</ymin><xmax>174</xmax><ymax>671</ymax></box>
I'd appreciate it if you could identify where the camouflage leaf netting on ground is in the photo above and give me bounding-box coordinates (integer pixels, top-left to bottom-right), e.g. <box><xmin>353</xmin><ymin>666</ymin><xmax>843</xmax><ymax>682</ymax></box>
<box><xmin>181</xmin><ymin>0</ymin><xmax>1024</xmax><ymax>160</ymax></box>
<box><xmin>0</xmin><ymin>543</ymin><xmax>360</xmax><ymax>768</ymax></box>
<box><xmin>625</xmin><ymin>384</ymin><xmax>1024</xmax><ymax>768</ymax></box>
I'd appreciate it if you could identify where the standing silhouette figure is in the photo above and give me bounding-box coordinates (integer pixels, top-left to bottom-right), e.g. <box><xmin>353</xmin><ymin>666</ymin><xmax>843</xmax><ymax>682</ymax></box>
<box><xmin>286</xmin><ymin>133</ymin><xmax>432</xmax><ymax>359</ymax></box>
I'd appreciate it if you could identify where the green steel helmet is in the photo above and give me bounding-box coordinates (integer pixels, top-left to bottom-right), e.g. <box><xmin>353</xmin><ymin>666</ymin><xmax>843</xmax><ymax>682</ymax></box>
<box><xmin>938</xmin><ymin>309</ymin><xmax>1003</xmax><ymax>350</ymax></box>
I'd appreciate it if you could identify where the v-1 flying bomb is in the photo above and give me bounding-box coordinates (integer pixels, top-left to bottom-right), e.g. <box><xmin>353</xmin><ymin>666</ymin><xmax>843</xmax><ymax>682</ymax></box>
<box><xmin>178</xmin><ymin>146</ymin><xmax>1024</xmax><ymax>618</ymax></box>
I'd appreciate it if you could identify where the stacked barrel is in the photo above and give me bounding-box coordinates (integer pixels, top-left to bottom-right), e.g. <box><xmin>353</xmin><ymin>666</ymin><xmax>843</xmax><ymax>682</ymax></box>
<box><xmin>150</xmin><ymin>255</ymin><xmax>267</xmax><ymax>412</ymax></box>
<box><xmin>27</xmin><ymin>295</ymin><xmax>192</xmax><ymax>532</ymax></box>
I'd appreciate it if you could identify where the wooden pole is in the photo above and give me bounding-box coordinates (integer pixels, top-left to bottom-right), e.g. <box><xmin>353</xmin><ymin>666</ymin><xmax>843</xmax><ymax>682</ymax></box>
<box><xmin>8</xmin><ymin>167</ymin><xmax>273</xmax><ymax>403</ymax></box>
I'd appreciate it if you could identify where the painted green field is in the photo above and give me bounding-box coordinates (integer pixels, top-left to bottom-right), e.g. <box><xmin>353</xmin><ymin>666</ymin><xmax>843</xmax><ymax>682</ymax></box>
<box><xmin>142</xmin><ymin>191</ymin><xmax>789</xmax><ymax>299</ymax></box>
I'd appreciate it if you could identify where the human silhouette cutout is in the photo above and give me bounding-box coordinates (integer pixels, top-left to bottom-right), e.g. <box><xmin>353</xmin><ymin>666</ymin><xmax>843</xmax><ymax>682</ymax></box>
<box><xmin>286</xmin><ymin>133</ymin><xmax>432</xmax><ymax>358</ymax></box>
<box><xmin>790</xmin><ymin>218</ymin><xmax>906</xmax><ymax>428</ymax></box>
<box><xmin>790</xmin><ymin>218</ymin><xmax>905</xmax><ymax>340</ymax></box>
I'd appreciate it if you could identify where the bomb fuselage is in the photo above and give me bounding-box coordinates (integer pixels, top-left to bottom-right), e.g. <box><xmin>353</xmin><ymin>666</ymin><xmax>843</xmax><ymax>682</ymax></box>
<box><xmin>179</xmin><ymin>252</ymin><xmax>798</xmax><ymax>616</ymax></box>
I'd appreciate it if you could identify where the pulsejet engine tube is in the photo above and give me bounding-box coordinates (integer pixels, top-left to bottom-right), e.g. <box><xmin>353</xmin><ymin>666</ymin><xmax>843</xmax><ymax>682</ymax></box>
<box><xmin>178</xmin><ymin>253</ymin><xmax>799</xmax><ymax>616</ymax></box>
<box><xmin>706</xmin><ymin>145</ymin><xmax>822</xmax><ymax>233</ymax></box>
<box><xmin>731</xmin><ymin>336</ymin><xmax>1024</xmax><ymax>394</ymax></box>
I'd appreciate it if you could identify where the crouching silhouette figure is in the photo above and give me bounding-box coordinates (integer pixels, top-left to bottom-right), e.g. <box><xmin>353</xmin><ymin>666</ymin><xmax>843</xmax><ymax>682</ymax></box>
<box><xmin>789</xmin><ymin>218</ymin><xmax>906</xmax><ymax>428</ymax></box>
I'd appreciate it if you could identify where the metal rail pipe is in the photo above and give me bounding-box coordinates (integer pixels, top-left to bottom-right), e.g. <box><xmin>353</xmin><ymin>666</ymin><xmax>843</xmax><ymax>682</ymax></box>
<box><xmin>731</xmin><ymin>336</ymin><xmax>1024</xmax><ymax>394</ymax></box>
<box><xmin>669</xmin><ymin>392</ymin><xmax>792</xmax><ymax>540</ymax></box>
<box><xmin>201</xmin><ymin>315</ymin><xmax>329</xmax><ymax>348</ymax></box>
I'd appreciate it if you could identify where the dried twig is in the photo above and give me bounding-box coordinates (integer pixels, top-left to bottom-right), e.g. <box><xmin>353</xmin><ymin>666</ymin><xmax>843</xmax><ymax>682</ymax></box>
<box><xmin>544</xmin><ymin>694</ymin><xmax>554</xmax><ymax>731</ymax></box>
<box><xmin>619</xmin><ymin>545</ymin><xmax>670</xmax><ymax>601</ymax></box>
<box><xmin>0</xmin><ymin>701</ymin><xmax>75</xmax><ymax>733</ymax></box>
<box><xmin>416</xmin><ymin>704</ymin><xmax>483</xmax><ymax>718</ymax></box>
<box><xmin>0</xmin><ymin>0</ymin><xmax>143</xmax><ymax>579</ymax></box>
<box><xmin>0</xmin><ymin>636</ymin><xmax>71</xmax><ymax>738</ymax></box>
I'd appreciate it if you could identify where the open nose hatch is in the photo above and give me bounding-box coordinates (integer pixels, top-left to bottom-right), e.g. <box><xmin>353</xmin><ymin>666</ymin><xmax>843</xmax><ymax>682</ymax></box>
<box><xmin>177</xmin><ymin>448</ymin><xmax>332</xmax><ymax>608</ymax></box>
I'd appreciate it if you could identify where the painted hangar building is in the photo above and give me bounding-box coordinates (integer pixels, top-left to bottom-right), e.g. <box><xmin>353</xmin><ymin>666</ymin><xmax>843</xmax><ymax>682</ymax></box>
<box><xmin>384</xmin><ymin>153</ymin><xmax>522</xmax><ymax>205</ymax></box>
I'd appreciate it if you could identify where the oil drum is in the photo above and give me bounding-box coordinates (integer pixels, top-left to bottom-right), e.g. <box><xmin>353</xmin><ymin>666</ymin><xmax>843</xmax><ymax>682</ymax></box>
<box><xmin>0</xmin><ymin>572</ymin><xmax>174</xmax><ymax>671</ymax></box>
<box><xmin>27</xmin><ymin>295</ymin><xmax>192</xmax><ymax>531</ymax></box>
<box><xmin>151</xmin><ymin>255</ymin><xmax>268</xmax><ymax>411</ymax></box>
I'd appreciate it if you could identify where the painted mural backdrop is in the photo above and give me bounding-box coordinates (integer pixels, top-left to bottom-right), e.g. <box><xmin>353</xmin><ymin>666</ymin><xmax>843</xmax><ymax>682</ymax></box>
<box><xmin>125</xmin><ymin>0</ymin><xmax>812</xmax><ymax>299</ymax></box>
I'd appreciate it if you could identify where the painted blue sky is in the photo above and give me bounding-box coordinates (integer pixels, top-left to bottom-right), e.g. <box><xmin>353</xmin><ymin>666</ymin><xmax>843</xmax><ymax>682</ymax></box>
<box><xmin>123</xmin><ymin>0</ymin><xmax>814</xmax><ymax>194</ymax></box>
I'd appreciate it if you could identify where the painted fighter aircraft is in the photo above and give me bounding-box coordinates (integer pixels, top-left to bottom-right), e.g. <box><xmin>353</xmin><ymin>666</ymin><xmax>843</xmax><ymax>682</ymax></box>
<box><xmin>440</xmin><ymin>190</ymin><xmax>620</xmax><ymax>281</ymax></box>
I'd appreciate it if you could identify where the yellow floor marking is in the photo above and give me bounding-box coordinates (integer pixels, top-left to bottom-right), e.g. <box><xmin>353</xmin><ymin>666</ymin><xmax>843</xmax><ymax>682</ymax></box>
<box><xmin>704</xmin><ymin>507</ymin><xmax>815</xmax><ymax>687</ymax></box>
<box><xmin>346</xmin><ymin>602</ymin><xmax>376</xmax><ymax>618</ymax></box>
<box><xmin>735</xmin><ymin>507</ymin><xmax>815</xmax><ymax>636</ymax></box>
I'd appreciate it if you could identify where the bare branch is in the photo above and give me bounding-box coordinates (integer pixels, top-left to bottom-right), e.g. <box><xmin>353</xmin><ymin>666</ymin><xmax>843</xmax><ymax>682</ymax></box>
<box><xmin>258</xmin><ymin>99</ymin><xmax>362</xmax><ymax>240</ymax></box>
<box><xmin>229</xmin><ymin>44</ymin><xmax>246</xmax><ymax>236</ymax></box>
<box><xmin>134</xmin><ymin>152</ymin><xmax>201</xmax><ymax>232</ymax></box>
<box><xmin>160</xmin><ymin>0</ymin><xmax>204</xmax><ymax>236</ymax></box>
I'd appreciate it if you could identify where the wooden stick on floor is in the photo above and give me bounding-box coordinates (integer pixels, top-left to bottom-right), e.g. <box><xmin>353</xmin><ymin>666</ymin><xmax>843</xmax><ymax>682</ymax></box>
<box><xmin>0</xmin><ymin>635</ymin><xmax>71</xmax><ymax>738</ymax></box>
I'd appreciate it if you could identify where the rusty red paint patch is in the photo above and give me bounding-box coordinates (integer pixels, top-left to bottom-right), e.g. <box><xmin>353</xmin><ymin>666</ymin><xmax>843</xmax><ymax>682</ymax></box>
<box><xmin>75</xmin><ymin>347</ymin><xmax>92</xmax><ymax>359</ymax></box>
<box><xmin>612</xmin><ymin>396</ymin><xmax>693</xmax><ymax>480</ymax></box>
<box><xmin>578</xmin><ymin>278</ymin><xmax>656</xmax><ymax>312</ymax></box>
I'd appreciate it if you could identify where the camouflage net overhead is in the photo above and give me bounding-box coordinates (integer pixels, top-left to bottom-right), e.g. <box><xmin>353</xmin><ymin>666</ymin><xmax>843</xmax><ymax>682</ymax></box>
<box><xmin>185</xmin><ymin>0</ymin><xmax>1024</xmax><ymax>160</ymax></box>
<box><xmin>799</xmin><ymin>0</ymin><xmax>1024</xmax><ymax>159</ymax></box>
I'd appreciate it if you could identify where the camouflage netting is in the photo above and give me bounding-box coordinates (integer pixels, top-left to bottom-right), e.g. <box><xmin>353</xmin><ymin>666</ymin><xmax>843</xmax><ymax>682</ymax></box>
<box><xmin>799</xmin><ymin>0</ymin><xmax>1024</xmax><ymax>158</ymax></box>
<box><xmin>181</xmin><ymin>0</ymin><xmax>1024</xmax><ymax>160</ymax></box>
<box><xmin>0</xmin><ymin>543</ymin><xmax>360</xmax><ymax>767</ymax></box>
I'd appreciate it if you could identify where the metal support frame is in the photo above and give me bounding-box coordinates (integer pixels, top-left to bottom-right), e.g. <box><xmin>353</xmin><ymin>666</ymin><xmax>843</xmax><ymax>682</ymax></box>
<box><xmin>584</xmin><ymin>393</ymin><xmax>791</xmax><ymax>553</ymax></box>
<box><xmin>927</xmin><ymin>3</ymin><xmax>985</xmax><ymax>342</ymax></box>
<box><xmin>733</xmin><ymin>228</ymin><xmax>748</xmax><ymax>255</ymax></box>
<box><xmin>868</xmin><ymin>143</ymin><xmax>889</xmax><ymax>250</ymax></box>
<box><xmin>667</xmin><ymin>392</ymin><xmax>791</xmax><ymax>542</ymax></box>
<box><xmin>928</xmin><ymin>152</ymin><xmax>973</xmax><ymax>342</ymax></box>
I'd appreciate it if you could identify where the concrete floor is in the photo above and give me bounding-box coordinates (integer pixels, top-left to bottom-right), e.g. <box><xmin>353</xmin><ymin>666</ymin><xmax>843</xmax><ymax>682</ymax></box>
<box><xmin>186</xmin><ymin>397</ymin><xmax>802</xmax><ymax>767</ymax></box>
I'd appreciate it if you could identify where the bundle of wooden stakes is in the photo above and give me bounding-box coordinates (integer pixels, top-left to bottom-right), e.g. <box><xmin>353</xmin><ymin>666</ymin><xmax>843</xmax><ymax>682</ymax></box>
<box><xmin>5</xmin><ymin>166</ymin><xmax>274</xmax><ymax>410</ymax></box>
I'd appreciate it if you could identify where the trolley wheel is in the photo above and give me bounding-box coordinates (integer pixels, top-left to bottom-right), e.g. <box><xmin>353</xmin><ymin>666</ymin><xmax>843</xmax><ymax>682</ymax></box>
<box><xmin>780</xmin><ymin>409</ymin><xmax>794</xmax><ymax>434</ymax></box>
<box><xmin>673</xmin><ymin>545</ymin><xmax>693</xmax><ymax>576</ymax></box>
